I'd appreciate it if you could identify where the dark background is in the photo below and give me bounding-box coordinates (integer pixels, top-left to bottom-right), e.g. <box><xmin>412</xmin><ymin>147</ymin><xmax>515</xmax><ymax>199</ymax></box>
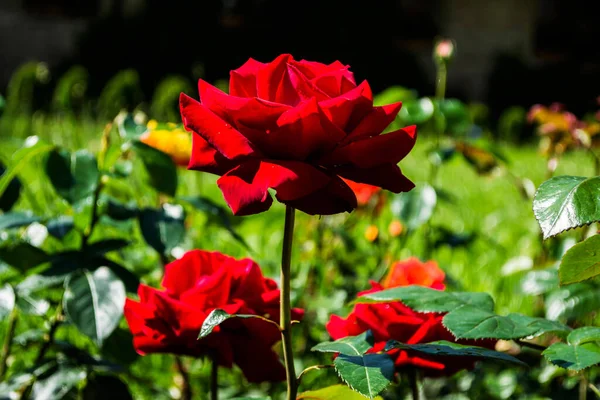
<box><xmin>2</xmin><ymin>0</ymin><xmax>600</xmax><ymax>118</ymax></box>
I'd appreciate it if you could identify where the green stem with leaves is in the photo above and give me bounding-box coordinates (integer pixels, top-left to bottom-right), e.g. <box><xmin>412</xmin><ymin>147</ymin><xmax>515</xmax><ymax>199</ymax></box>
<box><xmin>281</xmin><ymin>206</ymin><xmax>297</xmax><ymax>400</ymax></box>
<box><xmin>0</xmin><ymin>307</ymin><xmax>18</xmax><ymax>380</ymax></box>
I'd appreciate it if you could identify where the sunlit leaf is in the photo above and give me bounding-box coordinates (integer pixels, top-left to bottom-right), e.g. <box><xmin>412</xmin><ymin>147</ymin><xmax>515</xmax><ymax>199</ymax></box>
<box><xmin>139</xmin><ymin>205</ymin><xmax>185</xmax><ymax>255</ymax></box>
<box><xmin>333</xmin><ymin>353</ymin><xmax>394</xmax><ymax>399</ymax></box>
<box><xmin>312</xmin><ymin>331</ymin><xmax>375</xmax><ymax>356</ymax></box>
<box><xmin>0</xmin><ymin>160</ymin><xmax>22</xmax><ymax>211</ymax></box>
<box><xmin>198</xmin><ymin>309</ymin><xmax>272</xmax><ymax>339</ymax></box>
<box><xmin>131</xmin><ymin>141</ymin><xmax>177</xmax><ymax>196</ymax></box>
<box><xmin>45</xmin><ymin>149</ymin><xmax>100</xmax><ymax>204</ymax></box>
<box><xmin>559</xmin><ymin>234</ymin><xmax>600</xmax><ymax>284</ymax></box>
<box><xmin>0</xmin><ymin>284</ymin><xmax>15</xmax><ymax>319</ymax></box>
<box><xmin>298</xmin><ymin>385</ymin><xmax>383</xmax><ymax>400</ymax></box>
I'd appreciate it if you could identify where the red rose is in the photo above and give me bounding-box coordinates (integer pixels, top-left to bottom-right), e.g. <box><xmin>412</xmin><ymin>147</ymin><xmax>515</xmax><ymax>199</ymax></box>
<box><xmin>382</xmin><ymin>257</ymin><xmax>445</xmax><ymax>290</ymax></box>
<box><xmin>326</xmin><ymin>258</ymin><xmax>492</xmax><ymax>376</ymax></box>
<box><xmin>342</xmin><ymin>179</ymin><xmax>381</xmax><ymax>207</ymax></box>
<box><xmin>180</xmin><ymin>54</ymin><xmax>416</xmax><ymax>216</ymax></box>
<box><xmin>124</xmin><ymin>250</ymin><xmax>304</xmax><ymax>383</ymax></box>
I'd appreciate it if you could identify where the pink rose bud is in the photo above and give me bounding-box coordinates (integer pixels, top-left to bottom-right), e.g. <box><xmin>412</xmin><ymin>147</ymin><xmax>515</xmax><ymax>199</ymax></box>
<box><xmin>433</xmin><ymin>39</ymin><xmax>455</xmax><ymax>63</ymax></box>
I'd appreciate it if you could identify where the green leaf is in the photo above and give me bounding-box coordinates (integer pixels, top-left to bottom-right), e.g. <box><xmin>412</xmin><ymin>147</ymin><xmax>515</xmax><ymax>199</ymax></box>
<box><xmin>559</xmin><ymin>234</ymin><xmax>600</xmax><ymax>284</ymax></box>
<box><xmin>0</xmin><ymin>242</ymin><xmax>49</xmax><ymax>271</ymax></box>
<box><xmin>118</xmin><ymin>114</ymin><xmax>148</xmax><ymax>140</ymax></box>
<box><xmin>102</xmin><ymin>328</ymin><xmax>138</xmax><ymax>365</ymax></box>
<box><xmin>505</xmin><ymin>313</ymin><xmax>571</xmax><ymax>338</ymax></box>
<box><xmin>390</xmin><ymin>183</ymin><xmax>437</xmax><ymax>231</ymax></box>
<box><xmin>45</xmin><ymin>149</ymin><xmax>100</xmax><ymax>204</ymax></box>
<box><xmin>198</xmin><ymin>308</ymin><xmax>270</xmax><ymax>339</ymax></box>
<box><xmin>31</xmin><ymin>366</ymin><xmax>87</xmax><ymax>399</ymax></box>
<box><xmin>398</xmin><ymin>98</ymin><xmax>434</xmax><ymax>126</ymax></box>
<box><xmin>312</xmin><ymin>331</ymin><xmax>375</xmax><ymax>356</ymax></box>
<box><xmin>13</xmin><ymin>329</ymin><xmax>45</xmax><ymax>346</ymax></box>
<box><xmin>179</xmin><ymin>196</ymin><xmax>249</xmax><ymax>249</ymax></box>
<box><xmin>45</xmin><ymin>216</ymin><xmax>75</xmax><ymax>239</ymax></box>
<box><xmin>83</xmin><ymin>374</ymin><xmax>133</xmax><ymax>400</ymax></box>
<box><xmin>533</xmin><ymin>176</ymin><xmax>600</xmax><ymax>239</ymax></box>
<box><xmin>298</xmin><ymin>385</ymin><xmax>383</xmax><ymax>400</ymax></box>
<box><xmin>63</xmin><ymin>267</ymin><xmax>126</xmax><ymax>346</ymax></box>
<box><xmin>0</xmin><ymin>136</ymin><xmax>54</xmax><ymax>200</ymax></box>
<box><xmin>139</xmin><ymin>205</ymin><xmax>185</xmax><ymax>255</ymax></box>
<box><xmin>16</xmin><ymin>293</ymin><xmax>50</xmax><ymax>316</ymax></box>
<box><xmin>567</xmin><ymin>327</ymin><xmax>600</xmax><ymax>346</ymax></box>
<box><xmin>356</xmin><ymin>285</ymin><xmax>494</xmax><ymax>313</ymax></box>
<box><xmin>0</xmin><ymin>211</ymin><xmax>40</xmax><ymax>231</ymax></box>
<box><xmin>333</xmin><ymin>353</ymin><xmax>394</xmax><ymax>399</ymax></box>
<box><xmin>0</xmin><ymin>284</ymin><xmax>15</xmax><ymax>319</ymax></box>
<box><xmin>0</xmin><ymin>161</ymin><xmax>22</xmax><ymax>211</ymax></box>
<box><xmin>385</xmin><ymin>340</ymin><xmax>526</xmax><ymax>365</ymax></box>
<box><xmin>545</xmin><ymin>283</ymin><xmax>600</xmax><ymax>320</ymax></box>
<box><xmin>131</xmin><ymin>141</ymin><xmax>178</xmax><ymax>196</ymax></box>
<box><xmin>106</xmin><ymin>198</ymin><xmax>138</xmax><ymax>221</ymax></box>
<box><xmin>85</xmin><ymin>238</ymin><xmax>130</xmax><ymax>255</ymax></box>
<box><xmin>543</xmin><ymin>342</ymin><xmax>600</xmax><ymax>371</ymax></box>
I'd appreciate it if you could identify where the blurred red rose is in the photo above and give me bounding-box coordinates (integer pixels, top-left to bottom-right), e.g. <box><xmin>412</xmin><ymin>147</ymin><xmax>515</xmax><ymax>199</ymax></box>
<box><xmin>327</xmin><ymin>258</ymin><xmax>492</xmax><ymax>376</ymax></box>
<box><xmin>124</xmin><ymin>250</ymin><xmax>304</xmax><ymax>383</ymax></box>
<box><xmin>342</xmin><ymin>179</ymin><xmax>381</xmax><ymax>206</ymax></box>
<box><xmin>180</xmin><ymin>54</ymin><xmax>416</xmax><ymax>216</ymax></box>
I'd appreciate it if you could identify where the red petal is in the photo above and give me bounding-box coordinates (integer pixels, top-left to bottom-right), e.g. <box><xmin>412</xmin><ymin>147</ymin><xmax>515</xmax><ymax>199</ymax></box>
<box><xmin>180</xmin><ymin>93</ymin><xmax>259</xmax><ymax>160</ymax></box>
<box><xmin>256</xmin><ymin>54</ymin><xmax>299</xmax><ymax>105</ymax></box>
<box><xmin>162</xmin><ymin>250</ymin><xmax>231</xmax><ymax>297</ymax></box>
<box><xmin>284</xmin><ymin>176</ymin><xmax>357</xmax><ymax>215</ymax></box>
<box><xmin>231</xmin><ymin>335</ymin><xmax>286</xmax><ymax>382</ymax></box>
<box><xmin>286</xmin><ymin>63</ymin><xmax>330</xmax><ymax>102</ymax></box>
<box><xmin>216</xmin><ymin>159</ymin><xmax>330</xmax><ymax>216</ymax></box>
<box><xmin>343</xmin><ymin>102</ymin><xmax>403</xmax><ymax>143</ymax></box>
<box><xmin>320</xmin><ymin>81</ymin><xmax>373</xmax><ymax>131</ymax></box>
<box><xmin>187</xmin><ymin>134</ymin><xmax>236</xmax><ymax>175</ymax></box>
<box><xmin>229</xmin><ymin>58</ymin><xmax>264</xmax><ymax>98</ymax></box>
<box><xmin>322</xmin><ymin>126</ymin><xmax>417</xmax><ymax>168</ymax></box>
<box><xmin>335</xmin><ymin>163</ymin><xmax>415</xmax><ymax>193</ymax></box>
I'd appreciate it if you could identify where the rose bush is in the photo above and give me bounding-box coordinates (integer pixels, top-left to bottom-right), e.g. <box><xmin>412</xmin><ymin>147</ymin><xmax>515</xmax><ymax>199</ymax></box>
<box><xmin>180</xmin><ymin>54</ymin><xmax>416</xmax><ymax>216</ymax></box>
<box><xmin>124</xmin><ymin>250</ymin><xmax>304</xmax><ymax>383</ymax></box>
<box><xmin>327</xmin><ymin>257</ymin><xmax>493</xmax><ymax>375</ymax></box>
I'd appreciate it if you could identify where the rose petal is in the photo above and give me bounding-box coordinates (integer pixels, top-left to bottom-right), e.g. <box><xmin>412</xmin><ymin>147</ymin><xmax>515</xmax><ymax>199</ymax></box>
<box><xmin>286</xmin><ymin>63</ymin><xmax>330</xmax><ymax>102</ymax></box>
<box><xmin>188</xmin><ymin>134</ymin><xmax>237</xmax><ymax>175</ymax></box>
<box><xmin>335</xmin><ymin>163</ymin><xmax>415</xmax><ymax>193</ymax></box>
<box><xmin>322</xmin><ymin>126</ymin><xmax>417</xmax><ymax>168</ymax></box>
<box><xmin>231</xmin><ymin>334</ymin><xmax>286</xmax><ymax>382</ymax></box>
<box><xmin>217</xmin><ymin>159</ymin><xmax>331</xmax><ymax>216</ymax></box>
<box><xmin>179</xmin><ymin>265</ymin><xmax>232</xmax><ymax>309</ymax></box>
<box><xmin>180</xmin><ymin>93</ymin><xmax>259</xmax><ymax>160</ymax></box>
<box><xmin>343</xmin><ymin>102</ymin><xmax>403</xmax><ymax>143</ymax></box>
<box><xmin>256</xmin><ymin>54</ymin><xmax>299</xmax><ymax>105</ymax></box>
<box><xmin>162</xmin><ymin>250</ymin><xmax>231</xmax><ymax>296</ymax></box>
<box><xmin>284</xmin><ymin>176</ymin><xmax>357</xmax><ymax>215</ymax></box>
<box><xmin>230</xmin><ymin>58</ymin><xmax>264</xmax><ymax>98</ymax></box>
<box><xmin>320</xmin><ymin>81</ymin><xmax>373</xmax><ymax>131</ymax></box>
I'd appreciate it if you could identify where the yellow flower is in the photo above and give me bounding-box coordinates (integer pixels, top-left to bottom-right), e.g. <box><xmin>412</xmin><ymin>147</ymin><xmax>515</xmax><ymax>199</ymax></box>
<box><xmin>364</xmin><ymin>225</ymin><xmax>379</xmax><ymax>242</ymax></box>
<box><xmin>140</xmin><ymin>122</ymin><xmax>192</xmax><ymax>166</ymax></box>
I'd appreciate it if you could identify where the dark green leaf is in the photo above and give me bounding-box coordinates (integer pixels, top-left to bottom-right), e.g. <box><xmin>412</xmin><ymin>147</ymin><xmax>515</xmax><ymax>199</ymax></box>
<box><xmin>91</xmin><ymin>257</ymin><xmax>140</xmax><ymax>293</ymax></box>
<box><xmin>118</xmin><ymin>114</ymin><xmax>148</xmax><ymax>140</ymax></box>
<box><xmin>31</xmin><ymin>366</ymin><xmax>87</xmax><ymax>399</ymax></box>
<box><xmin>16</xmin><ymin>293</ymin><xmax>50</xmax><ymax>316</ymax></box>
<box><xmin>0</xmin><ymin>284</ymin><xmax>15</xmax><ymax>319</ymax></box>
<box><xmin>0</xmin><ymin>136</ymin><xmax>54</xmax><ymax>200</ymax></box>
<box><xmin>390</xmin><ymin>183</ymin><xmax>437</xmax><ymax>231</ymax></box>
<box><xmin>54</xmin><ymin>341</ymin><xmax>124</xmax><ymax>372</ymax></box>
<box><xmin>298</xmin><ymin>385</ymin><xmax>382</xmax><ymax>400</ymax></box>
<box><xmin>333</xmin><ymin>353</ymin><xmax>394</xmax><ymax>399</ymax></box>
<box><xmin>543</xmin><ymin>342</ymin><xmax>600</xmax><ymax>371</ymax></box>
<box><xmin>102</xmin><ymin>328</ymin><xmax>138</xmax><ymax>365</ymax></box>
<box><xmin>559</xmin><ymin>234</ymin><xmax>600</xmax><ymax>284</ymax></box>
<box><xmin>83</xmin><ymin>374</ymin><xmax>132</xmax><ymax>400</ymax></box>
<box><xmin>533</xmin><ymin>176</ymin><xmax>600</xmax><ymax>239</ymax></box>
<box><xmin>312</xmin><ymin>331</ymin><xmax>375</xmax><ymax>356</ymax></box>
<box><xmin>505</xmin><ymin>313</ymin><xmax>571</xmax><ymax>338</ymax></box>
<box><xmin>139</xmin><ymin>205</ymin><xmax>185</xmax><ymax>255</ymax></box>
<box><xmin>567</xmin><ymin>327</ymin><xmax>600</xmax><ymax>346</ymax></box>
<box><xmin>386</xmin><ymin>340</ymin><xmax>526</xmax><ymax>365</ymax></box>
<box><xmin>16</xmin><ymin>271</ymin><xmax>71</xmax><ymax>295</ymax></box>
<box><xmin>0</xmin><ymin>161</ymin><xmax>22</xmax><ymax>212</ymax></box>
<box><xmin>0</xmin><ymin>242</ymin><xmax>49</xmax><ymax>271</ymax></box>
<box><xmin>63</xmin><ymin>267</ymin><xmax>126</xmax><ymax>346</ymax></box>
<box><xmin>0</xmin><ymin>211</ymin><xmax>40</xmax><ymax>231</ymax></box>
<box><xmin>398</xmin><ymin>98</ymin><xmax>434</xmax><ymax>126</ymax></box>
<box><xmin>198</xmin><ymin>309</ymin><xmax>272</xmax><ymax>339</ymax></box>
<box><xmin>45</xmin><ymin>216</ymin><xmax>75</xmax><ymax>239</ymax></box>
<box><xmin>357</xmin><ymin>285</ymin><xmax>494</xmax><ymax>313</ymax></box>
<box><xmin>132</xmin><ymin>141</ymin><xmax>178</xmax><ymax>196</ymax></box>
<box><xmin>86</xmin><ymin>239</ymin><xmax>130</xmax><ymax>255</ymax></box>
<box><xmin>45</xmin><ymin>149</ymin><xmax>100</xmax><ymax>204</ymax></box>
<box><xmin>106</xmin><ymin>199</ymin><xmax>138</xmax><ymax>221</ymax></box>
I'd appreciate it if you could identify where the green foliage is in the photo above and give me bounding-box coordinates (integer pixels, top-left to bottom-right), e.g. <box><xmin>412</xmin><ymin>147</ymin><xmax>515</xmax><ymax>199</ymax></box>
<box><xmin>312</xmin><ymin>331</ymin><xmax>375</xmax><ymax>356</ymax></box>
<box><xmin>131</xmin><ymin>141</ymin><xmax>178</xmax><ymax>196</ymax></box>
<box><xmin>559</xmin><ymin>234</ymin><xmax>600</xmax><ymax>284</ymax></box>
<box><xmin>138</xmin><ymin>205</ymin><xmax>185</xmax><ymax>256</ymax></box>
<box><xmin>533</xmin><ymin>176</ymin><xmax>600</xmax><ymax>239</ymax></box>
<box><xmin>52</xmin><ymin>66</ymin><xmax>89</xmax><ymax>113</ymax></box>
<box><xmin>390</xmin><ymin>183</ymin><xmax>437</xmax><ymax>231</ymax></box>
<box><xmin>497</xmin><ymin>106</ymin><xmax>526</xmax><ymax>142</ymax></box>
<box><xmin>4</xmin><ymin>61</ymin><xmax>49</xmax><ymax>116</ymax></box>
<box><xmin>298</xmin><ymin>385</ymin><xmax>383</xmax><ymax>400</ymax></box>
<box><xmin>543</xmin><ymin>327</ymin><xmax>600</xmax><ymax>371</ymax></box>
<box><xmin>0</xmin><ymin>161</ymin><xmax>22</xmax><ymax>211</ymax></box>
<box><xmin>198</xmin><ymin>309</ymin><xmax>274</xmax><ymax>339</ymax></box>
<box><xmin>151</xmin><ymin>75</ymin><xmax>193</xmax><ymax>121</ymax></box>
<box><xmin>45</xmin><ymin>149</ymin><xmax>100</xmax><ymax>204</ymax></box>
<box><xmin>97</xmin><ymin>70</ymin><xmax>142</xmax><ymax>120</ymax></box>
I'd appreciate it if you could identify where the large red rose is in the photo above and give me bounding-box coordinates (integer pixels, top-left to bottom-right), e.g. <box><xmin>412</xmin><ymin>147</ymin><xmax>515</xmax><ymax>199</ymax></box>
<box><xmin>124</xmin><ymin>250</ymin><xmax>304</xmax><ymax>383</ymax></box>
<box><xmin>327</xmin><ymin>258</ymin><xmax>493</xmax><ymax>376</ymax></box>
<box><xmin>180</xmin><ymin>54</ymin><xmax>416</xmax><ymax>216</ymax></box>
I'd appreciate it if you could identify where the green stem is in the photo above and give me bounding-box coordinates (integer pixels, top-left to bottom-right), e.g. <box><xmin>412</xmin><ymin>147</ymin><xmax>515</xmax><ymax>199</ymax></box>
<box><xmin>581</xmin><ymin>375</ymin><xmax>588</xmax><ymax>400</ymax></box>
<box><xmin>280</xmin><ymin>206</ymin><xmax>297</xmax><ymax>400</ymax></box>
<box><xmin>34</xmin><ymin>303</ymin><xmax>63</xmax><ymax>365</ymax></box>
<box><xmin>0</xmin><ymin>307</ymin><xmax>18</xmax><ymax>380</ymax></box>
<box><xmin>435</xmin><ymin>63</ymin><xmax>447</xmax><ymax>101</ymax></box>
<box><xmin>211</xmin><ymin>356</ymin><xmax>218</xmax><ymax>400</ymax></box>
<box><xmin>589</xmin><ymin>383</ymin><xmax>600</xmax><ymax>399</ymax></box>
<box><xmin>408</xmin><ymin>369</ymin><xmax>420</xmax><ymax>400</ymax></box>
<box><xmin>81</xmin><ymin>179</ymin><xmax>103</xmax><ymax>250</ymax></box>
<box><xmin>174</xmin><ymin>357</ymin><xmax>192</xmax><ymax>400</ymax></box>
<box><xmin>297</xmin><ymin>364</ymin><xmax>334</xmax><ymax>386</ymax></box>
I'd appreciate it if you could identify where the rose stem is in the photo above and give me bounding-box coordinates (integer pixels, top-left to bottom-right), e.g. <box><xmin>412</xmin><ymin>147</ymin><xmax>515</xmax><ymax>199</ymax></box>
<box><xmin>211</xmin><ymin>355</ymin><xmax>218</xmax><ymax>400</ymax></box>
<box><xmin>280</xmin><ymin>205</ymin><xmax>297</xmax><ymax>400</ymax></box>
<box><xmin>408</xmin><ymin>369</ymin><xmax>420</xmax><ymax>400</ymax></box>
<box><xmin>175</xmin><ymin>357</ymin><xmax>192</xmax><ymax>400</ymax></box>
<box><xmin>0</xmin><ymin>307</ymin><xmax>18</xmax><ymax>380</ymax></box>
